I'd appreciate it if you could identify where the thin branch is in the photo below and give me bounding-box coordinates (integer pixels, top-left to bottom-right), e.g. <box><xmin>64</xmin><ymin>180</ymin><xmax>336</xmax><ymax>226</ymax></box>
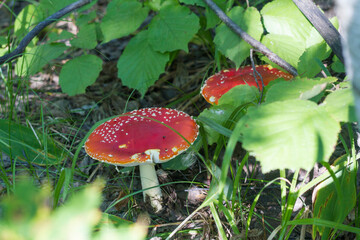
<box><xmin>203</xmin><ymin>0</ymin><xmax>298</xmax><ymax>76</ymax></box>
<box><xmin>0</xmin><ymin>0</ymin><xmax>92</xmax><ymax>65</ymax></box>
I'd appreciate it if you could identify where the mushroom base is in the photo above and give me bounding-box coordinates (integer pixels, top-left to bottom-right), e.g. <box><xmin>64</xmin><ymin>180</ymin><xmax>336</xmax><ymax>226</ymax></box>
<box><xmin>139</xmin><ymin>164</ymin><xmax>163</xmax><ymax>212</ymax></box>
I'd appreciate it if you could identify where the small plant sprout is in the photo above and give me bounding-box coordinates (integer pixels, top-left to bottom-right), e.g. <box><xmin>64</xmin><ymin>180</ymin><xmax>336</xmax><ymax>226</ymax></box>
<box><xmin>84</xmin><ymin>107</ymin><xmax>199</xmax><ymax>212</ymax></box>
<box><xmin>201</xmin><ymin>65</ymin><xmax>293</xmax><ymax>104</ymax></box>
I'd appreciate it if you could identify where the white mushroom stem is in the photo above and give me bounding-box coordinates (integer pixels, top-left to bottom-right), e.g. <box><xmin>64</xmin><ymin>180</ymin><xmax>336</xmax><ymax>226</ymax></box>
<box><xmin>139</xmin><ymin>164</ymin><xmax>163</xmax><ymax>212</ymax></box>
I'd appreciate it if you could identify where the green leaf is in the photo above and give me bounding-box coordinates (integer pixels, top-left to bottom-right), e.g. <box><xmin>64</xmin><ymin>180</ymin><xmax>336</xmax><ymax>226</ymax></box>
<box><xmin>15</xmin><ymin>43</ymin><xmax>68</xmax><ymax>76</ymax></box>
<box><xmin>59</xmin><ymin>55</ymin><xmax>103</xmax><ymax>96</ymax></box>
<box><xmin>179</xmin><ymin>0</ymin><xmax>206</xmax><ymax>7</ymax></box>
<box><xmin>100</xmin><ymin>0</ymin><xmax>149</xmax><ymax>43</ymax></box>
<box><xmin>39</xmin><ymin>0</ymin><xmax>79</xmax><ymax>15</ymax></box>
<box><xmin>205</xmin><ymin>0</ymin><xmax>227</xmax><ymax>29</ymax></box>
<box><xmin>14</xmin><ymin>4</ymin><xmax>45</xmax><ymax>38</ymax></box>
<box><xmin>76</xmin><ymin>11</ymin><xmax>97</xmax><ymax>26</ymax></box>
<box><xmin>218</xmin><ymin>85</ymin><xmax>259</xmax><ymax>106</ymax></box>
<box><xmin>161</xmin><ymin>151</ymin><xmax>197</xmax><ymax>170</ymax></box>
<box><xmin>298</xmin><ymin>43</ymin><xmax>331</xmax><ymax>77</ymax></box>
<box><xmin>331</xmin><ymin>55</ymin><xmax>345</xmax><ymax>73</ymax></box>
<box><xmin>117</xmin><ymin>30</ymin><xmax>169</xmax><ymax>96</ymax></box>
<box><xmin>261</xmin><ymin>0</ymin><xmax>333</xmax><ymax>69</ymax></box>
<box><xmin>261</xmin><ymin>0</ymin><xmax>323</xmax><ymax>48</ymax></box>
<box><xmin>148</xmin><ymin>4</ymin><xmax>200</xmax><ymax>53</ymax></box>
<box><xmin>206</xmin><ymin>162</ymin><xmax>234</xmax><ymax>200</ymax></box>
<box><xmin>239</xmin><ymin>100</ymin><xmax>340</xmax><ymax>172</ymax></box>
<box><xmin>265</xmin><ymin>77</ymin><xmax>336</xmax><ymax>103</ymax></box>
<box><xmin>321</xmin><ymin>88</ymin><xmax>356</xmax><ymax>123</ymax></box>
<box><xmin>214</xmin><ymin>6</ymin><xmax>262</xmax><ymax>68</ymax></box>
<box><xmin>0</xmin><ymin>119</ymin><xmax>65</xmax><ymax>165</ymax></box>
<box><xmin>71</xmin><ymin>23</ymin><xmax>98</xmax><ymax>49</ymax></box>
<box><xmin>0</xmin><ymin>179</ymin><xmax>146</xmax><ymax>240</ymax></box>
<box><xmin>198</xmin><ymin>105</ymin><xmax>240</xmax><ymax>145</ymax></box>
<box><xmin>161</xmin><ymin>138</ymin><xmax>201</xmax><ymax>170</ymax></box>
<box><xmin>145</xmin><ymin>0</ymin><xmax>178</xmax><ymax>11</ymax></box>
<box><xmin>261</xmin><ymin>34</ymin><xmax>304</xmax><ymax>69</ymax></box>
<box><xmin>312</xmin><ymin>156</ymin><xmax>356</xmax><ymax>238</ymax></box>
<box><xmin>48</xmin><ymin>30</ymin><xmax>74</xmax><ymax>42</ymax></box>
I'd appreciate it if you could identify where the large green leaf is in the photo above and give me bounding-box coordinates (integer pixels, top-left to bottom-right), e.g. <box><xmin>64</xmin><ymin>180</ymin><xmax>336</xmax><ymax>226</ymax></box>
<box><xmin>0</xmin><ymin>119</ymin><xmax>65</xmax><ymax>165</ymax></box>
<box><xmin>214</xmin><ymin>6</ymin><xmax>262</xmax><ymax>68</ymax></box>
<box><xmin>239</xmin><ymin>100</ymin><xmax>340</xmax><ymax>172</ymax></box>
<box><xmin>100</xmin><ymin>0</ymin><xmax>149</xmax><ymax>43</ymax></box>
<box><xmin>261</xmin><ymin>0</ymin><xmax>323</xmax><ymax>47</ymax></box>
<box><xmin>261</xmin><ymin>0</ymin><xmax>335</xmax><ymax>75</ymax></box>
<box><xmin>261</xmin><ymin>34</ymin><xmax>304</xmax><ymax>69</ymax></box>
<box><xmin>321</xmin><ymin>88</ymin><xmax>356</xmax><ymax>123</ymax></box>
<box><xmin>71</xmin><ymin>23</ymin><xmax>98</xmax><ymax>49</ymax></box>
<box><xmin>15</xmin><ymin>43</ymin><xmax>68</xmax><ymax>76</ymax></box>
<box><xmin>59</xmin><ymin>54</ymin><xmax>103</xmax><ymax>96</ymax></box>
<box><xmin>148</xmin><ymin>4</ymin><xmax>200</xmax><ymax>53</ymax></box>
<box><xmin>265</xmin><ymin>77</ymin><xmax>336</xmax><ymax>103</ymax></box>
<box><xmin>312</xmin><ymin>156</ymin><xmax>356</xmax><ymax>238</ymax></box>
<box><xmin>117</xmin><ymin>30</ymin><xmax>169</xmax><ymax>96</ymax></box>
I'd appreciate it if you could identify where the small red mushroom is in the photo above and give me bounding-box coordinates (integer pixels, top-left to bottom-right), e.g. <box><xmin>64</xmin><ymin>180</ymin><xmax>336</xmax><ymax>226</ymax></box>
<box><xmin>84</xmin><ymin>107</ymin><xmax>199</xmax><ymax>212</ymax></box>
<box><xmin>201</xmin><ymin>65</ymin><xmax>293</xmax><ymax>105</ymax></box>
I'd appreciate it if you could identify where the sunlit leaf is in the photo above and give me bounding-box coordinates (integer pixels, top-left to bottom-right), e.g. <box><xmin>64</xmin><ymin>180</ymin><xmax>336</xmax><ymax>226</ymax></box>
<box><xmin>15</xmin><ymin>43</ymin><xmax>68</xmax><ymax>76</ymax></box>
<box><xmin>239</xmin><ymin>100</ymin><xmax>340</xmax><ymax>172</ymax></box>
<box><xmin>265</xmin><ymin>77</ymin><xmax>336</xmax><ymax>103</ymax></box>
<box><xmin>321</xmin><ymin>88</ymin><xmax>356</xmax><ymax>122</ymax></box>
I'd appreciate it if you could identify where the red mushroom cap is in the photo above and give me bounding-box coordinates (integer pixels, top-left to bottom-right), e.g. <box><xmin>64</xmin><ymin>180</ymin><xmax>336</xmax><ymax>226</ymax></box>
<box><xmin>85</xmin><ymin>108</ymin><xmax>199</xmax><ymax>166</ymax></box>
<box><xmin>201</xmin><ymin>65</ymin><xmax>293</xmax><ymax>105</ymax></box>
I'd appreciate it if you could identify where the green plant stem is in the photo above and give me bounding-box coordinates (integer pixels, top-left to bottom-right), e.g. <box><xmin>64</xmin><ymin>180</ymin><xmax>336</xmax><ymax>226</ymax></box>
<box><xmin>231</xmin><ymin>152</ymin><xmax>249</xmax><ymax>212</ymax></box>
<box><xmin>279</xmin><ymin>169</ymin><xmax>299</xmax><ymax>239</ymax></box>
<box><xmin>280</xmin><ymin>169</ymin><xmax>286</xmax><ymax>218</ymax></box>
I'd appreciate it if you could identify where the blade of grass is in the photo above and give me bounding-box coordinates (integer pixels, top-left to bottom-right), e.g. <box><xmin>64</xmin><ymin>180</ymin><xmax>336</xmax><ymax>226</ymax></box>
<box><xmin>287</xmin><ymin>218</ymin><xmax>360</xmax><ymax>234</ymax></box>
<box><xmin>210</xmin><ymin>202</ymin><xmax>227</xmax><ymax>239</ymax></box>
<box><xmin>246</xmin><ymin>177</ymin><xmax>290</xmax><ymax>238</ymax></box>
<box><xmin>217</xmin><ymin>201</ymin><xmax>240</xmax><ymax>235</ymax></box>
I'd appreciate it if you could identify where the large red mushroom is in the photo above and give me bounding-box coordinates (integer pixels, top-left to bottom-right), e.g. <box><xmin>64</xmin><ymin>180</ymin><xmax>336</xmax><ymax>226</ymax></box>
<box><xmin>84</xmin><ymin>107</ymin><xmax>199</xmax><ymax>212</ymax></box>
<box><xmin>201</xmin><ymin>65</ymin><xmax>293</xmax><ymax>105</ymax></box>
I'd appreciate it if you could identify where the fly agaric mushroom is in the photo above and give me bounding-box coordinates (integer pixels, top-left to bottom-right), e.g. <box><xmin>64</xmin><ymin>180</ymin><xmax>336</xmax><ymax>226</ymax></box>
<box><xmin>84</xmin><ymin>107</ymin><xmax>199</xmax><ymax>212</ymax></box>
<box><xmin>201</xmin><ymin>65</ymin><xmax>293</xmax><ymax>105</ymax></box>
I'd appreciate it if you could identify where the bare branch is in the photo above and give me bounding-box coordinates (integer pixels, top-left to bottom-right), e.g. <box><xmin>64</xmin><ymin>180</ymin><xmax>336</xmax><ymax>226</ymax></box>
<box><xmin>203</xmin><ymin>0</ymin><xmax>298</xmax><ymax>76</ymax></box>
<box><xmin>0</xmin><ymin>0</ymin><xmax>93</xmax><ymax>65</ymax></box>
